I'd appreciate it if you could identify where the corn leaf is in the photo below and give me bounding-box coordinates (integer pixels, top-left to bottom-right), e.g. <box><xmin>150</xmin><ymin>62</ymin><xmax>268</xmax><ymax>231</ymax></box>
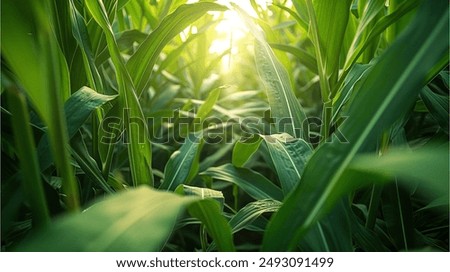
<box><xmin>126</xmin><ymin>2</ymin><xmax>226</xmax><ymax>96</ymax></box>
<box><xmin>232</xmin><ymin>136</ymin><xmax>262</xmax><ymax>168</ymax></box>
<box><xmin>187</xmin><ymin>199</ymin><xmax>235</xmax><ymax>251</ymax></box>
<box><xmin>15</xmin><ymin>187</ymin><xmax>196</xmax><ymax>251</ymax></box>
<box><xmin>343</xmin><ymin>0</ymin><xmax>421</xmax><ymax>72</ymax></box>
<box><xmin>298</xmin><ymin>200</ymin><xmax>353</xmax><ymax>251</ymax></box>
<box><xmin>229</xmin><ymin>199</ymin><xmax>281</xmax><ymax>233</ymax></box>
<box><xmin>381</xmin><ymin>182</ymin><xmax>415</xmax><ymax>250</ymax></box>
<box><xmin>160</xmin><ymin>132</ymin><xmax>204</xmax><ymax>191</ymax></box>
<box><xmin>37</xmin><ymin>87</ymin><xmax>117</xmax><ymax>170</ymax></box>
<box><xmin>349</xmin><ymin>145</ymin><xmax>449</xmax><ymax>201</ymax></box>
<box><xmin>234</xmin><ymin>4</ymin><xmax>308</xmax><ymax>140</ymax></box>
<box><xmin>420</xmin><ymin>86</ymin><xmax>449</xmax><ymax>134</ymax></box>
<box><xmin>261</xmin><ymin>133</ymin><xmax>312</xmax><ymax>196</ymax></box>
<box><xmin>270</xmin><ymin>43</ymin><xmax>318</xmax><ymax>74</ymax></box>
<box><xmin>6</xmin><ymin>88</ymin><xmax>51</xmax><ymax>228</ymax></box>
<box><xmin>3</xmin><ymin>0</ymin><xmax>80</xmax><ymax>211</ymax></box>
<box><xmin>262</xmin><ymin>0</ymin><xmax>449</xmax><ymax>251</ymax></box>
<box><xmin>86</xmin><ymin>0</ymin><xmax>153</xmax><ymax>187</ymax></box>
<box><xmin>176</xmin><ymin>185</ymin><xmax>224</xmax><ymax>211</ymax></box>
<box><xmin>312</xmin><ymin>0</ymin><xmax>352</xmax><ymax>81</ymax></box>
<box><xmin>201</xmin><ymin>164</ymin><xmax>283</xmax><ymax>201</ymax></box>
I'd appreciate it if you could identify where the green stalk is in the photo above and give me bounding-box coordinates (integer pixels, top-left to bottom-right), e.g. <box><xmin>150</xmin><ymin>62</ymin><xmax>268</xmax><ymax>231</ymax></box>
<box><xmin>305</xmin><ymin>0</ymin><xmax>331</xmax><ymax>103</ymax></box>
<box><xmin>7</xmin><ymin>88</ymin><xmax>51</xmax><ymax>228</ymax></box>
<box><xmin>305</xmin><ymin>0</ymin><xmax>332</xmax><ymax>143</ymax></box>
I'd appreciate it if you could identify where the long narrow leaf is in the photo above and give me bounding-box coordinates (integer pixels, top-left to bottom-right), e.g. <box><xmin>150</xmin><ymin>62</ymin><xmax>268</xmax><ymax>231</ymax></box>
<box><xmin>234</xmin><ymin>4</ymin><xmax>308</xmax><ymax>140</ymax></box>
<box><xmin>201</xmin><ymin>164</ymin><xmax>283</xmax><ymax>201</ymax></box>
<box><xmin>160</xmin><ymin>132</ymin><xmax>204</xmax><ymax>191</ymax></box>
<box><xmin>126</xmin><ymin>2</ymin><xmax>226</xmax><ymax>96</ymax></box>
<box><xmin>86</xmin><ymin>0</ymin><xmax>153</xmax><ymax>187</ymax></box>
<box><xmin>262</xmin><ymin>0</ymin><xmax>449</xmax><ymax>251</ymax></box>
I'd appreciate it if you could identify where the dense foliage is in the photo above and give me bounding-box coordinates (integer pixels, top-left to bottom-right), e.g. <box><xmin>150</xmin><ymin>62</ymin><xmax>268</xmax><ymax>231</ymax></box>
<box><xmin>1</xmin><ymin>0</ymin><xmax>448</xmax><ymax>251</ymax></box>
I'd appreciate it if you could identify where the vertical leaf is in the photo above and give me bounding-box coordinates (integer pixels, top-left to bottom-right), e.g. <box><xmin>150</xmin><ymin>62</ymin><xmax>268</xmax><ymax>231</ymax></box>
<box><xmin>86</xmin><ymin>0</ymin><xmax>153</xmax><ymax>187</ymax></box>
<box><xmin>126</xmin><ymin>2</ymin><xmax>226</xmax><ymax>96</ymax></box>
<box><xmin>312</xmin><ymin>0</ymin><xmax>352</xmax><ymax>86</ymax></box>
<box><xmin>187</xmin><ymin>199</ymin><xmax>235</xmax><ymax>252</ymax></box>
<box><xmin>234</xmin><ymin>5</ymin><xmax>309</xmax><ymax>140</ymax></box>
<box><xmin>382</xmin><ymin>182</ymin><xmax>415</xmax><ymax>250</ymax></box>
<box><xmin>6</xmin><ymin>88</ymin><xmax>50</xmax><ymax>228</ymax></box>
<box><xmin>2</xmin><ymin>0</ymin><xmax>80</xmax><ymax>211</ymax></box>
<box><xmin>160</xmin><ymin>132</ymin><xmax>204</xmax><ymax>191</ymax></box>
<box><xmin>262</xmin><ymin>0</ymin><xmax>448</xmax><ymax>251</ymax></box>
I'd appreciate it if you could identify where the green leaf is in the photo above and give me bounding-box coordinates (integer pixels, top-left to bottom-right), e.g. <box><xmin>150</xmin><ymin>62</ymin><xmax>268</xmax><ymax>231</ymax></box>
<box><xmin>175</xmin><ymin>185</ymin><xmax>234</xmax><ymax>251</ymax></box>
<box><xmin>3</xmin><ymin>0</ymin><xmax>80</xmax><ymax>211</ymax></box>
<box><xmin>15</xmin><ymin>187</ymin><xmax>195</xmax><ymax>251</ymax></box>
<box><xmin>126</xmin><ymin>2</ymin><xmax>227</xmax><ymax>96</ymax></box>
<box><xmin>234</xmin><ymin>4</ymin><xmax>308</xmax><ymax>140</ymax></box>
<box><xmin>193</xmin><ymin>87</ymin><xmax>222</xmax><ymax>131</ymax></box>
<box><xmin>261</xmin><ymin>133</ymin><xmax>312</xmax><ymax>196</ymax></box>
<box><xmin>6</xmin><ymin>88</ymin><xmax>50</xmax><ymax>228</ymax></box>
<box><xmin>232</xmin><ymin>136</ymin><xmax>262</xmax><ymax>168</ymax></box>
<box><xmin>312</xmin><ymin>0</ymin><xmax>352</xmax><ymax>82</ymax></box>
<box><xmin>350</xmin><ymin>209</ymin><xmax>390</xmax><ymax>251</ymax></box>
<box><xmin>420</xmin><ymin>86</ymin><xmax>449</xmax><ymax>134</ymax></box>
<box><xmin>69</xmin><ymin>0</ymin><xmax>103</xmax><ymax>90</ymax></box>
<box><xmin>343</xmin><ymin>0</ymin><xmax>421</xmax><ymax>73</ymax></box>
<box><xmin>86</xmin><ymin>0</ymin><xmax>153</xmax><ymax>187</ymax></box>
<box><xmin>229</xmin><ymin>199</ymin><xmax>281</xmax><ymax>233</ymax></box>
<box><xmin>262</xmin><ymin>0</ymin><xmax>449</xmax><ymax>251</ymax></box>
<box><xmin>299</xmin><ymin>200</ymin><xmax>353</xmax><ymax>251</ymax></box>
<box><xmin>37</xmin><ymin>87</ymin><xmax>117</xmax><ymax>170</ymax></box>
<box><xmin>187</xmin><ymin>199</ymin><xmax>235</xmax><ymax>252</ymax></box>
<box><xmin>349</xmin><ymin>145</ymin><xmax>449</xmax><ymax>201</ymax></box>
<box><xmin>160</xmin><ymin>132</ymin><xmax>204</xmax><ymax>191</ymax></box>
<box><xmin>332</xmin><ymin>63</ymin><xmax>373</xmax><ymax>124</ymax></box>
<box><xmin>270</xmin><ymin>43</ymin><xmax>318</xmax><ymax>74</ymax></box>
<box><xmin>381</xmin><ymin>182</ymin><xmax>415</xmax><ymax>250</ymax></box>
<box><xmin>201</xmin><ymin>164</ymin><xmax>283</xmax><ymax>201</ymax></box>
<box><xmin>71</xmin><ymin>133</ymin><xmax>115</xmax><ymax>194</ymax></box>
<box><xmin>176</xmin><ymin>185</ymin><xmax>224</xmax><ymax>211</ymax></box>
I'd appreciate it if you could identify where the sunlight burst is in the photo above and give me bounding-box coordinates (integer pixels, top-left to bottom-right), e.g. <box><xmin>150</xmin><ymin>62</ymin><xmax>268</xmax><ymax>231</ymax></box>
<box><xmin>208</xmin><ymin>0</ymin><xmax>272</xmax><ymax>72</ymax></box>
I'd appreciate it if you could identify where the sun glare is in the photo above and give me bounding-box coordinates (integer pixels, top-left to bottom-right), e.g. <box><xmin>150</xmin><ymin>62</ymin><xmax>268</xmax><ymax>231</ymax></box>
<box><xmin>207</xmin><ymin>0</ymin><xmax>272</xmax><ymax>72</ymax></box>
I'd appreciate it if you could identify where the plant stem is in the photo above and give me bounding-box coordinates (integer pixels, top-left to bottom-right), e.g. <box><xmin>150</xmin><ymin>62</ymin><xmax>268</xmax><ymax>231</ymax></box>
<box><xmin>7</xmin><ymin>88</ymin><xmax>51</xmax><ymax>228</ymax></box>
